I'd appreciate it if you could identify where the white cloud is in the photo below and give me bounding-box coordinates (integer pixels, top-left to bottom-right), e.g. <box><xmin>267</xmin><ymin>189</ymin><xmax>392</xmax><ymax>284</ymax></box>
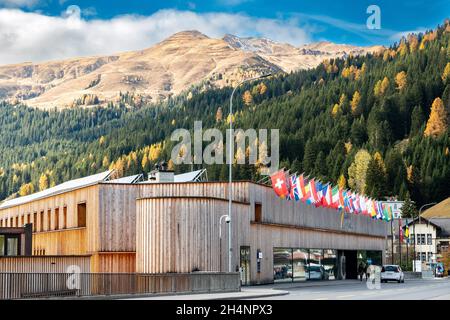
<box><xmin>0</xmin><ymin>8</ymin><xmax>311</xmax><ymax>65</ymax></box>
<box><xmin>217</xmin><ymin>0</ymin><xmax>253</xmax><ymax>5</ymax></box>
<box><xmin>0</xmin><ymin>0</ymin><xmax>39</xmax><ymax>8</ymax></box>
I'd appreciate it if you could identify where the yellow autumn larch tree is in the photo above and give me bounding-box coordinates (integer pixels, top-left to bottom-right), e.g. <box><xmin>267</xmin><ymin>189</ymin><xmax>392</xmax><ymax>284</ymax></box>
<box><xmin>19</xmin><ymin>183</ymin><xmax>34</xmax><ymax>197</ymax></box>
<box><xmin>39</xmin><ymin>173</ymin><xmax>49</xmax><ymax>191</ymax></box>
<box><xmin>350</xmin><ymin>91</ymin><xmax>362</xmax><ymax>116</ymax></box>
<box><xmin>395</xmin><ymin>71</ymin><xmax>407</xmax><ymax>91</ymax></box>
<box><xmin>424</xmin><ymin>97</ymin><xmax>448</xmax><ymax>137</ymax></box>
<box><xmin>442</xmin><ymin>62</ymin><xmax>450</xmax><ymax>82</ymax></box>
<box><xmin>338</xmin><ymin>174</ymin><xmax>347</xmax><ymax>189</ymax></box>
<box><xmin>242</xmin><ymin>90</ymin><xmax>253</xmax><ymax>105</ymax></box>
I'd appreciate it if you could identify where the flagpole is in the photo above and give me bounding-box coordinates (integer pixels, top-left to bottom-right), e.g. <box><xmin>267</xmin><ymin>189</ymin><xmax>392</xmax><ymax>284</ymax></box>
<box><xmin>399</xmin><ymin>219</ymin><xmax>402</xmax><ymax>268</ymax></box>
<box><xmin>391</xmin><ymin>219</ymin><xmax>394</xmax><ymax>264</ymax></box>
<box><xmin>406</xmin><ymin>219</ymin><xmax>409</xmax><ymax>270</ymax></box>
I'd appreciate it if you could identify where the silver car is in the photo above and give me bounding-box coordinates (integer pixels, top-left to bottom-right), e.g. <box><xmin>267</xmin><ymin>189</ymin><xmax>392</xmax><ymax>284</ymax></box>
<box><xmin>381</xmin><ymin>265</ymin><xmax>405</xmax><ymax>283</ymax></box>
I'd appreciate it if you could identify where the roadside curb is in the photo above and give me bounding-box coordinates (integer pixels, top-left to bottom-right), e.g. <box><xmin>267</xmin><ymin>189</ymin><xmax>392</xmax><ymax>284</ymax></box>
<box><xmin>213</xmin><ymin>290</ymin><xmax>290</xmax><ymax>300</ymax></box>
<box><xmin>268</xmin><ymin>280</ymin><xmax>363</xmax><ymax>290</ymax></box>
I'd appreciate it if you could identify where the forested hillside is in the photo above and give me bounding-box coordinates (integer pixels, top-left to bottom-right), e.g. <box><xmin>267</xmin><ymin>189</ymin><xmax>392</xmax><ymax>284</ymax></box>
<box><xmin>0</xmin><ymin>21</ymin><xmax>449</xmax><ymax>206</ymax></box>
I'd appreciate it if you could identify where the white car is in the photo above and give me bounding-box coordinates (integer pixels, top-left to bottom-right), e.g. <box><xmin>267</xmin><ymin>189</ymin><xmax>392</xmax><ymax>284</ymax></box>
<box><xmin>381</xmin><ymin>265</ymin><xmax>405</xmax><ymax>283</ymax></box>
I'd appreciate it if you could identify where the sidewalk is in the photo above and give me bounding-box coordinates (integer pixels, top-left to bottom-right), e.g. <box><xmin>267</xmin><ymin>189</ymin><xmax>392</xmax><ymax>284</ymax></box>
<box><xmin>124</xmin><ymin>279</ymin><xmax>363</xmax><ymax>300</ymax></box>
<box><xmin>123</xmin><ymin>288</ymin><xmax>289</xmax><ymax>300</ymax></box>
<box><xmin>258</xmin><ymin>279</ymin><xmax>363</xmax><ymax>290</ymax></box>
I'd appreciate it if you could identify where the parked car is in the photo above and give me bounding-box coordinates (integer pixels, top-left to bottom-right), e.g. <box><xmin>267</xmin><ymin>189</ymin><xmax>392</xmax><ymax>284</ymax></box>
<box><xmin>381</xmin><ymin>265</ymin><xmax>405</xmax><ymax>283</ymax></box>
<box><xmin>306</xmin><ymin>265</ymin><xmax>329</xmax><ymax>280</ymax></box>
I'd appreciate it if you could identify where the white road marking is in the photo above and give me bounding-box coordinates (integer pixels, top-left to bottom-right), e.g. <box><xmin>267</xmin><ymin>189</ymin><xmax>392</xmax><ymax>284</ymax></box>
<box><xmin>337</xmin><ymin>294</ymin><xmax>355</xmax><ymax>299</ymax></box>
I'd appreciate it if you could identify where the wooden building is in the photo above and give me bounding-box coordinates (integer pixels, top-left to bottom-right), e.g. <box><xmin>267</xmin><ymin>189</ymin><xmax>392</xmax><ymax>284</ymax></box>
<box><xmin>0</xmin><ymin>170</ymin><xmax>388</xmax><ymax>284</ymax></box>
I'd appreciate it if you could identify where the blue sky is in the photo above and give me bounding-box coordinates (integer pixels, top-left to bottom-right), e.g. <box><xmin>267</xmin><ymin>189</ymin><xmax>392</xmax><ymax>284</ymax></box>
<box><xmin>0</xmin><ymin>0</ymin><xmax>448</xmax><ymax>64</ymax></box>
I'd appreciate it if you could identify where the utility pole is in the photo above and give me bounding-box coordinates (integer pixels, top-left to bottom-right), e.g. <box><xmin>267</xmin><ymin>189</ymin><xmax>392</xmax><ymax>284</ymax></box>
<box><xmin>228</xmin><ymin>73</ymin><xmax>272</xmax><ymax>273</ymax></box>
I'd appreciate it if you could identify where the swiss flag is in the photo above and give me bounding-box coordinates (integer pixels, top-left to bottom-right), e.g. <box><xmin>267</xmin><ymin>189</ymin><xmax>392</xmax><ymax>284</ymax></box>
<box><xmin>270</xmin><ymin>170</ymin><xmax>289</xmax><ymax>198</ymax></box>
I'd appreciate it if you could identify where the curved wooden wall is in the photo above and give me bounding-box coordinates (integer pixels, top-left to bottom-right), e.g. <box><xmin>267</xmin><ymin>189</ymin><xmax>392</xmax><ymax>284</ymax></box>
<box><xmin>136</xmin><ymin>197</ymin><xmax>250</xmax><ymax>273</ymax></box>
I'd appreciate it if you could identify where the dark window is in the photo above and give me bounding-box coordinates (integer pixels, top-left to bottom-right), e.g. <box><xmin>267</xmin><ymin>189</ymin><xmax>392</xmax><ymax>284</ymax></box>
<box><xmin>33</xmin><ymin>212</ymin><xmax>37</xmax><ymax>232</ymax></box>
<box><xmin>77</xmin><ymin>203</ymin><xmax>87</xmax><ymax>228</ymax></box>
<box><xmin>63</xmin><ymin>206</ymin><xmax>67</xmax><ymax>229</ymax></box>
<box><xmin>0</xmin><ymin>235</ymin><xmax>4</xmax><ymax>256</ymax></box>
<box><xmin>39</xmin><ymin>211</ymin><xmax>44</xmax><ymax>232</ymax></box>
<box><xmin>54</xmin><ymin>208</ymin><xmax>59</xmax><ymax>230</ymax></box>
<box><xmin>255</xmin><ymin>203</ymin><xmax>262</xmax><ymax>222</ymax></box>
<box><xmin>47</xmin><ymin>210</ymin><xmax>51</xmax><ymax>231</ymax></box>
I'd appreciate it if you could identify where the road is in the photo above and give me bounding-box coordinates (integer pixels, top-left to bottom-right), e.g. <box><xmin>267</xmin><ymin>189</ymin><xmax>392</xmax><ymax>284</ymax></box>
<box><xmin>247</xmin><ymin>278</ymin><xmax>450</xmax><ymax>300</ymax></box>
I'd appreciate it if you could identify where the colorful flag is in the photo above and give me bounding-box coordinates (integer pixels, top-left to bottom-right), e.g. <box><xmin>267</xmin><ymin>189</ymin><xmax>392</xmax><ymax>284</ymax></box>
<box><xmin>270</xmin><ymin>170</ymin><xmax>289</xmax><ymax>198</ymax></box>
<box><xmin>308</xmin><ymin>178</ymin><xmax>318</xmax><ymax>204</ymax></box>
<box><xmin>360</xmin><ymin>195</ymin><xmax>368</xmax><ymax>215</ymax></box>
<box><xmin>399</xmin><ymin>219</ymin><xmax>404</xmax><ymax>242</ymax></box>
<box><xmin>369</xmin><ymin>199</ymin><xmax>377</xmax><ymax>218</ymax></box>
<box><xmin>353</xmin><ymin>194</ymin><xmax>360</xmax><ymax>214</ymax></box>
<box><xmin>376</xmin><ymin>202</ymin><xmax>384</xmax><ymax>220</ymax></box>
<box><xmin>388</xmin><ymin>206</ymin><xmax>394</xmax><ymax>222</ymax></box>
<box><xmin>289</xmin><ymin>175</ymin><xmax>301</xmax><ymax>201</ymax></box>
<box><xmin>331</xmin><ymin>186</ymin><xmax>340</xmax><ymax>208</ymax></box>
<box><xmin>295</xmin><ymin>175</ymin><xmax>305</xmax><ymax>200</ymax></box>
<box><xmin>314</xmin><ymin>181</ymin><xmax>322</xmax><ymax>207</ymax></box>
<box><xmin>299</xmin><ymin>175</ymin><xmax>310</xmax><ymax>203</ymax></box>
<box><xmin>322</xmin><ymin>184</ymin><xmax>332</xmax><ymax>207</ymax></box>
<box><xmin>338</xmin><ymin>188</ymin><xmax>345</xmax><ymax>210</ymax></box>
<box><xmin>343</xmin><ymin>190</ymin><xmax>353</xmax><ymax>213</ymax></box>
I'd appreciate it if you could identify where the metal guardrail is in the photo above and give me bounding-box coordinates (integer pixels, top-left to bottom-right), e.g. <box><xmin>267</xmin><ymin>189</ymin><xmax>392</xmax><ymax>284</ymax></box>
<box><xmin>0</xmin><ymin>272</ymin><xmax>240</xmax><ymax>300</ymax></box>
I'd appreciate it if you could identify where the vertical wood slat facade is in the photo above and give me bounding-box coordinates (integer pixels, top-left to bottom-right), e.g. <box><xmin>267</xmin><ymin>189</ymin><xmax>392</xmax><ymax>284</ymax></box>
<box><xmin>0</xmin><ymin>256</ymin><xmax>91</xmax><ymax>273</ymax></box>
<box><xmin>1</xmin><ymin>178</ymin><xmax>388</xmax><ymax>282</ymax></box>
<box><xmin>136</xmin><ymin>182</ymin><xmax>387</xmax><ymax>284</ymax></box>
<box><xmin>136</xmin><ymin>197</ymin><xmax>250</xmax><ymax>273</ymax></box>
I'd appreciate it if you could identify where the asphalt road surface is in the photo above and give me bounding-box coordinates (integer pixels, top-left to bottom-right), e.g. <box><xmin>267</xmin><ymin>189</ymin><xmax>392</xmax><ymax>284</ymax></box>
<box><xmin>248</xmin><ymin>278</ymin><xmax>450</xmax><ymax>300</ymax></box>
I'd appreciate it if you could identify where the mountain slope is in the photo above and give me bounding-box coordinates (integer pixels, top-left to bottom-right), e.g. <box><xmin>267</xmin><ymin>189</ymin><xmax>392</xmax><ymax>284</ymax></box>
<box><xmin>223</xmin><ymin>34</ymin><xmax>384</xmax><ymax>72</ymax></box>
<box><xmin>0</xmin><ymin>21</ymin><xmax>448</xmax><ymax>206</ymax></box>
<box><xmin>0</xmin><ymin>31</ymin><xmax>381</xmax><ymax>109</ymax></box>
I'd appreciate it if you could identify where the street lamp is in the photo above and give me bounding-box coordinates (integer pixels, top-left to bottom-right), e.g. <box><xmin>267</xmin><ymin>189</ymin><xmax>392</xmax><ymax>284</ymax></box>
<box><xmin>227</xmin><ymin>73</ymin><xmax>272</xmax><ymax>273</ymax></box>
<box><xmin>413</xmin><ymin>202</ymin><xmax>437</xmax><ymax>272</ymax></box>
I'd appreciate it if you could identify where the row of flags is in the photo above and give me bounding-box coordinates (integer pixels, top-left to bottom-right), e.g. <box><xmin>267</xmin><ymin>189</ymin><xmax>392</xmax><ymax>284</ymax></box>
<box><xmin>270</xmin><ymin>169</ymin><xmax>393</xmax><ymax>222</ymax></box>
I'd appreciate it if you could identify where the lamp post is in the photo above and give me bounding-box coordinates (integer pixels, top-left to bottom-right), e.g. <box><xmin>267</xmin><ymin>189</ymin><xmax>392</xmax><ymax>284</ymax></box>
<box><xmin>413</xmin><ymin>202</ymin><xmax>437</xmax><ymax>272</ymax></box>
<box><xmin>227</xmin><ymin>73</ymin><xmax>272</xmax><ymax>272</ymax></box>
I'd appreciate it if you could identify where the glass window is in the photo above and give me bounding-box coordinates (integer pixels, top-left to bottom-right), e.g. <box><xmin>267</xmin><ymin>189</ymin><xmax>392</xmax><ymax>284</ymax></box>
<box><xmin>7</xmin><ymin>237</ymin><xmax>18</xmax><ymax>256</ymax></box>
<box><xmin>273</xmin><ymin>248</ymin><xmax>293</xmax><ymax>282</ymax></box>
<box><xmin>254</xmin><ymin>203</ymin><xmax>262</xmax><ymax>223</ymax></box>
<box><xmin>427</xmin><ymin>234</ymin><xmax>432</xmax><ymax>245</ymax></box>
<box><xmin>421</xmin><ymin>252</ymin><xmax>426</xmax><ymax>261</ymax></box>
<box><xmin>323</xmin><ymin>250</ymin><xmax>338</xmax><ymax>280</ymax></box>
<box><xmin>293</xmin><ymin>249</ymin><xmax>308</xmax><ymax>281</ymax></box>
<box><xmin>308</xmin><ymin>249</ymin><xmax>325</xmax><ymax>280</ymax></box>
<box><xmin>0</xmin><ymin>235</ymin><xmax>4</xmax><ymax>256</ymax></box>
<box><xmin>77</xmin><ymin>203</ymin><xmax>87</xmax><ymax>228</ymax></box>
